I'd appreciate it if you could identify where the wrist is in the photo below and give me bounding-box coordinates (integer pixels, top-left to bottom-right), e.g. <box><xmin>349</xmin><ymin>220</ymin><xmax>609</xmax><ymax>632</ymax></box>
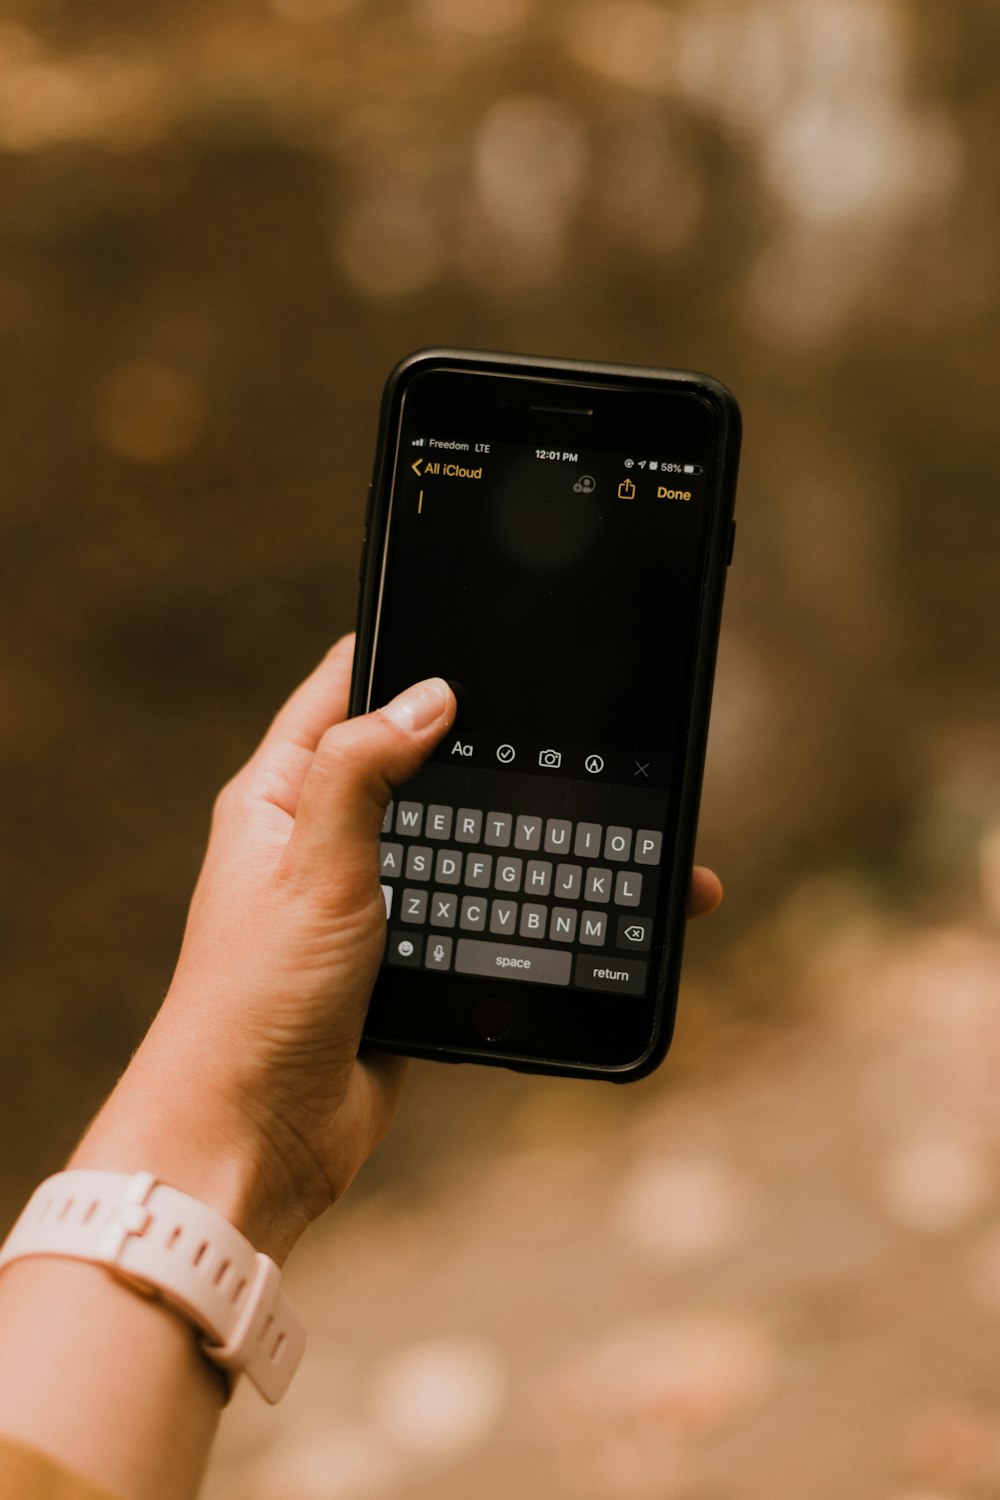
<box><xmin>69</xmin><ymin>1048</ymin><xmax>318</xmax><ymax>1267</ymax></box>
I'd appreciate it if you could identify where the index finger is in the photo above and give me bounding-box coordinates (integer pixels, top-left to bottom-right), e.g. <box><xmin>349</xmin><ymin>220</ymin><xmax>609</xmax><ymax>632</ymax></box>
<box><xmin>689</xmin><ymin>866</ymin><xmax>723</xmax><ymax>918</ymax></box>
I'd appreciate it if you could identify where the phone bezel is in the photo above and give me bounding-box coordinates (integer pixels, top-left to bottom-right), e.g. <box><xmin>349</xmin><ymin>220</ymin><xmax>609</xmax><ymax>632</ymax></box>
<box><xmin>351</xmin><ymin>348</ymin><xmax>740</xmax><ymax>1082</ymax></box>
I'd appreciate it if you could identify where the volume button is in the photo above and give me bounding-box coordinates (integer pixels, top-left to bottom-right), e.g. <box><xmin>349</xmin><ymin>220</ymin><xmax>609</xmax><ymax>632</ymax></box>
<box><xmin>364</xmin><ymin>483</ymin><xmax>375</xmax><ymax>526</ymax></box>
<box><xmin>358</xmin><ymin>526</ymin><xmax>369</xmax><ymax>582</ymax></box>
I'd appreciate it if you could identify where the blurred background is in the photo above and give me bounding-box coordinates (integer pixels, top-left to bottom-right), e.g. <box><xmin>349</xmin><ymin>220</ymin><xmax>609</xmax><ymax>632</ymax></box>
<box><xmin>2</xmin><ymin>0</ymin><xmax>1000</xmax><ymax>1495</ymax></box>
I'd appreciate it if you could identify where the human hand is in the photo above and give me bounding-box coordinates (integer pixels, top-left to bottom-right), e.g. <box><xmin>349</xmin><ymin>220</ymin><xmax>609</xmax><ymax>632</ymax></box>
<box><xmin>72</xmin><ymin>636</ymin><xmax>723</xmax><ymax>1264</ymax></box>
<box><xmin>72</xmin><ymin>637</ymin><xmax>455</xmax><ymax>1261</ymax></box>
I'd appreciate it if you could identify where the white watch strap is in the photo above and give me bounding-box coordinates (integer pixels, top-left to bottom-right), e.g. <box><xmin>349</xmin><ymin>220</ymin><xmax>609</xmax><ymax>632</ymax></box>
<box><xmin>0</xmin><ymin>1170</ymin><xmax>306</xmax><ymax>1404</ymax></box>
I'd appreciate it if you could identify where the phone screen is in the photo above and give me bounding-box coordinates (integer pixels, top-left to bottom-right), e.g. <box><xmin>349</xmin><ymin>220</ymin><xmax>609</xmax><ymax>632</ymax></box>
<box><xmin>359</xmin><ymin>361</ymin><xmax>730</xmax><ymax>1070</ymax></box>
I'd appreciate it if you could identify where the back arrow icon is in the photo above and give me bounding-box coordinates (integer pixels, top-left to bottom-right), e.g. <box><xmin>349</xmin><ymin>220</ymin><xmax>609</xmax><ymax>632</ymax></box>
<box><xmin>411</xmin><ymin>458</ymin><xmax>423</xmax><ymax>475</ymax></box>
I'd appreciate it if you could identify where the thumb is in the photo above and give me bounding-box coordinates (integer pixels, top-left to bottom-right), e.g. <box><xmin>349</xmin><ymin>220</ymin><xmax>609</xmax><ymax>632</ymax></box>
<box><xmin>280</xmin><ymin>677</ymin><xmax>456</xmax><ymax>891</ymax></box>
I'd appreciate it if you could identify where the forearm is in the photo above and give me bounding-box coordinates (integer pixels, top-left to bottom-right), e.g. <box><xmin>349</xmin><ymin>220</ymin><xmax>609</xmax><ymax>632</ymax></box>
<box><xmin>0</xmin><ymin>1255</ymin><xmax>224</xmax><ymax>1500</ymax></box>
<box><xmin>0</xmin><ymin>1038</ymin><xmax>309</xmax><ymax>1500</ymax></box>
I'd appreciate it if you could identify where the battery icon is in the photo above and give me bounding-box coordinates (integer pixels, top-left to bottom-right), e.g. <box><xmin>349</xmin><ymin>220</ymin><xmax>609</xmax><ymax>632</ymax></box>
<box><xmin>682</xmin><ymin>463</ymin><xmax>703</xmax><ymax>475</ymax></box>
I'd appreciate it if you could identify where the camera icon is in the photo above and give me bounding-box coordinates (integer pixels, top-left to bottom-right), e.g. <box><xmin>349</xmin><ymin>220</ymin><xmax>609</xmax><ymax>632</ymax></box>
<box><xmin>538</xmin><ymin>748</ymin><xmax>562</xmax><ymax>769</ymax></box>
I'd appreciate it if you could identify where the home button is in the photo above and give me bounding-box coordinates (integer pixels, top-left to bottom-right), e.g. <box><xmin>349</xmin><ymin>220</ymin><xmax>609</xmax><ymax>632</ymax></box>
<box><xmin>471</xmin><ymin>997</ymin><xmax>513</xmax><ymax>1043</ymax></box>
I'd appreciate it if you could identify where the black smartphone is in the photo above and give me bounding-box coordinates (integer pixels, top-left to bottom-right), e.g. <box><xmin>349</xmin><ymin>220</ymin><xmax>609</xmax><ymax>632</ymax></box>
<box><xmin>350</xmin><ymin>348</ymin><xmax>740</xmax><ymax>1081</ymax></box>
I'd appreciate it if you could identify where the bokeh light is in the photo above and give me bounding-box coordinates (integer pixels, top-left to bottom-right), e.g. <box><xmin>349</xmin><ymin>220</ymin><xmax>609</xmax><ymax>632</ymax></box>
<box><xmin>474</xmin><ymin>95</ymin><xmax>589</xmax><ymax>243</ymax></box>
<box><xmin>92</xmin><ymin>360</ymin><xmax>206</xmax><ymax>464</ymax></box>
<box><xmin>335</xmin><ymin>193</ymin><xmax>442</xmax><ymax>300</ymax></box>
<box><xmin>415</xmin><ymin>0</ymin><xmax>529</xmax><ymax>40</ymax></box>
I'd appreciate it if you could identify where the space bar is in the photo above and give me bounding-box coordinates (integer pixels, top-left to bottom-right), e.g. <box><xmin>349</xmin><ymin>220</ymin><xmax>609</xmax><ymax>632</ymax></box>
<box><xmin>454</xmin><ymin>938</ymin><xmax>572</xmax><ymax>986</ymax></box>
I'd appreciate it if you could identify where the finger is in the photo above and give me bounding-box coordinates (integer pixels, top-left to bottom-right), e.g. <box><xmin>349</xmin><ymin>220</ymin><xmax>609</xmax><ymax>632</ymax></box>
<box><xmin>282</xmin><ymin>677</ymin><xmax>456</xmax><ymax>885</ymax></box>
<box><xmin>357</xmin><ymin>1052</ymin><xmax>409</xmax><ymax>1152</ymax></box>
<box><xmin>256</xmin><ymin>634</ymin><xmax>357</xmax><ymax>760</ymax></box>
<box><xmin>689</xmin><ymin>866</ymin><xmax>723</xmax><ymax>919</ymax></box>
<box><xmin>318</xmin><ymin>1054</ymin><xmax>410</xmax><ymax>1202</ymax></box>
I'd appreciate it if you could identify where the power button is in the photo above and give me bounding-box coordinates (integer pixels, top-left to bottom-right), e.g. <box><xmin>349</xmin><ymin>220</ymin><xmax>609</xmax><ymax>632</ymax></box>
<box><xmin>726</xmin><ymin>519</ymin><xmax>737</xmax><ymax>566</ymax></box>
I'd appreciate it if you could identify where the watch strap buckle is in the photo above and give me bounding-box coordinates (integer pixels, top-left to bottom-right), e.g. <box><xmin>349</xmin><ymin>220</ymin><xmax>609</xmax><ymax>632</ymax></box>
<box><xmin>96</xmin><ymin>1170</ymin><xmax>158</xmax><ymax>1266</ymax></box>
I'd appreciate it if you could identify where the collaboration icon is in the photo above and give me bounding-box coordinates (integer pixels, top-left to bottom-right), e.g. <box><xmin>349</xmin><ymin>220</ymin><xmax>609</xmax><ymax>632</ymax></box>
<box><xmin>496</xmin><ymin>743</ymin><xmax>516</xmax><ymax>764</ymax></box>
<box><xmin>584</xmin><ymin>754</ymin><xmax>605</xmax><ymax>774</ymax></box>
<box><xmin>573</xmin><ymin>475</ymin><xmax>596</xmax><ymax>494</ymax></box>
<box><xmin>538</xmin><ymin>748</ymin><xmax>562</xmax><ymax>769</ymax></box>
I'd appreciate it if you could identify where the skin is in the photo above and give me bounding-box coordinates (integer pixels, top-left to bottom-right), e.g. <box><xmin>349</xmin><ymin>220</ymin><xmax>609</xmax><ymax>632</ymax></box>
<box><xmin>0</xmin><ymin>635</ymin><xmax>722</xmax><ymax>1500</ymax></box>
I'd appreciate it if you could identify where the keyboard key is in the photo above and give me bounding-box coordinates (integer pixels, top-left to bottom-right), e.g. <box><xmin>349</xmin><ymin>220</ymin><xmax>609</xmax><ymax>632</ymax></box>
<box><xmin>395</xmin><ymin>801</ymin><xmax>423</xmax><ymax>836</ymax></box>
<box><xmin>489</xmin><ymin>899</ymin><xmax>518</xmax><ymax>935</ymax></box>
<box><xmin>401</xmin><ymin>888</ymin><xmax>428</xmax><ymax>924</ymax></box>
<box><xmin>604</xmin><ymin>826</ymin><xmax>632</xmax><ymax>861</ymax></box>
<box><xmin>381</xmin><ymin>884</ymin><xmax>393</xmax><ymax>918</ymax></box>
<box><xmin>554</xmin><ymin>863</ymin><xmax>581</xmax><ymax>899</ymax></box>
<box><xmin>574</xmin><ymin>953</ymin><xmax>647</xmax><ymax>994</ymax></box>
<box><xmin>519</xmin><ymin>903</ymin><xmax>547</xmax><ymax>940</ymax></box>
<box><xmin>434</xmin><ymin>849</ymin><xmax>462</xmax><ymax>884</ymax></box>
<box><xmin>544</xmin><ymin>818</ymin><xmax>572</xmax><ymax>854</ymax></box>
<box><xmin>514</xmin><ymin>816</ymin><xmax>543</xmax><ymax>851</ymax></box>
<box><xmin>579</xmin><ymin>910</ymin><xmax>607</xmax><ymax>946</ymax></box>
<box><xmin>380</xmin><ymin>842</ymin><xmax>404</xmax><ymax>878</ymax></box>
<box><xmin>485</xmin><ymin>812</ymin><xmax>513</xmax><ymax>847</ymax></box>
<box><xmin>495</xmin><ymin>856</ymin><xmax>523</xmax><ymax>893</ymax></box>
<box><xmin>549</xmin><ymin>906</ymin><xmax>577</xmax><ymax>942</ymax></box>
<box><xmin>585</xmin><ymin>867</ymin><xmax>612</xmax><ymax>903</ymax></box>
<box><xmin>634</xmin><ymin>829</ymin><xmax>663</xmax><ymax>865</ymax></box>
<box><xmin>614</xmin><ymin>870</ymin><xmax>642</xmax><ymax>907</ymax></box>
<box><xmin>523</xmin><ymin>859</ymin><xmax>551</xmax><ymax>895</ymax></box>
<box><xmin>465</xmin><ymin>853</ymin><xmax>494</xmax><ymax>888</ymax></box>
<box><xmin>425</xmin><ymin>935</ymin><xmax>453</xmax><ymax>970</ymax></box>
<box><xmin>455</xmin><ymin>808</ymin><xmax>483</xmax><ymax>843</ymax></box>
<box><xmin>387</xmin><ymin>931</ymin><xmax>423</xmax><ymax>966</ymax></box>
<box><xmin>430</xmin><ymin>891</ymin><xmax>457</xmax><ymax>927</ymax></box>
<box><xmin>455</xmin><ymin>938</ymin><xmax>571</xmax><ymax>986</ymax></box>
<box><xmin>461</xmin><ymin>858</ymin><xmax>491</xmax><ymax>888</ymax></box>
<box><xmin>382</xmin><ymin>801</ymin><xmax>394</xmax><ymax>834</ymax></box>
<box><xmin>425</xmin><ymin>805</ymin><xmax>454</xmax><ymax>840</ymax></box>
<box><xmin>405</xmin><ymin>845</ymin><xmax>432</xmax><ymax>881</ymax></box>
<box><xmin>460</xmin><ymin>895</ymin><xmax>488</xmax><ymax>931</ymax></box>
<box><xmin>617</xmin><ymin>915</ymin><xmax>652</xmax><ymax>951</ymax></box>
<box><xmin>574</xmin><ymin>822</ymin><xmax>602</xmax><ymax>859</ymax></box>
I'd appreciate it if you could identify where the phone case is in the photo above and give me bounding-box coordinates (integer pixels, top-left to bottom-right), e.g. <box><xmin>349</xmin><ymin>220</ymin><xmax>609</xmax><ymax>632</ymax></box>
<box><xmin>351</xmin><ymin>348</ymin><xmax>740</xmax><ymax>1081</ymax></box>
